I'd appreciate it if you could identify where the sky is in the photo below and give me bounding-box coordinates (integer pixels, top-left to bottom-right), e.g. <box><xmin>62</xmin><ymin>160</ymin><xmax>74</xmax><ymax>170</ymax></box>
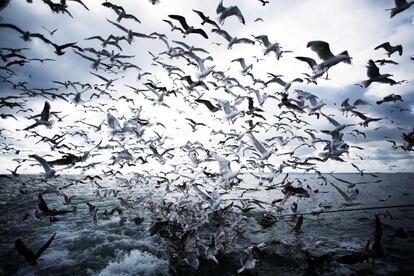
<box><xmin>0</xmin><ymin>0</ymin><xmax>413</xmax><ymax>175</ymax></box>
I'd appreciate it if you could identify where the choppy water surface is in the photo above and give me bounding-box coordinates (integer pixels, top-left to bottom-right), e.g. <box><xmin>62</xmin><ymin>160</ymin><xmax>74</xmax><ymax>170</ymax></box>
<box><xmin>1</xmin><ymin>173</ymin><xmax>413</xmax><ymax>275</ymax></box>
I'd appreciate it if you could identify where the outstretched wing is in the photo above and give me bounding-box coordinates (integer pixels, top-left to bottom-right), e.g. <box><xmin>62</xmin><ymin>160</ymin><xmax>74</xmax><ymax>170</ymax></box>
<box><xmin>366</xmin><ymin>60</ymin><xmax>380</xmax><ymax>78</ymax></box>
<box><xmin>107</xmin><ymin>112</ymin><xmax>122</xmax><ymax>131</ymax></box>
<box><xmin>38</xmin><ymin>193</ymin><xmax>50</xmax><ymax>212</ymax></box>
<box><xmin>34</xmin><ymin>233</ymin><xmax>56</xmax><ymax>260</ymax></box>
<box><xmin>30</xmin><ymin>154</ymin><xmax>52</xmax><ymax>174</ymax></box>
<box><xmin>295</xmin><ymin>56</ymin><xmax>317</xmax><ymax>69</ymax></box>
<box><xmin>168</xmin><ymin>15</ymin><xmax>189</xmax><ymax>30</ymax></box>
<box><xmin>15</xmin><ymin>239</ymin><xmax>36</xmax><ymax>263</ymax></box>
<box><xmin>307</xmin><ymin>41</ymin><xmax>334</xmax><ymax>60</ymax></box>
<box><xmin>40</xmin><ymin>101</ymin><xmax>50</xmax><ymax>121</ymax></box>
<box><xmin>212</xmin><ymin>29</ymin><xmax>232</xmax><ymax>42</ymax></box>
<box><xmin>374</xmin><ymin>42</ymin><xmax>391</xmax><ymax>51</ymax></box>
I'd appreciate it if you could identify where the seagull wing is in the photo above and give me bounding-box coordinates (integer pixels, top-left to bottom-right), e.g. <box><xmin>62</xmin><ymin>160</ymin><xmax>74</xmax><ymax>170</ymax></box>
<box><xmin>330</xmin><ymin>182</ymin><xmax>351</xmax><ymax>202</ymax></box>
<box><xmin>0</xmin><ymin>23</ymin><xmax>25</xmax><ymax>34</ymax></box>
<box><xmin>226</xmin><ymin>6</ymin><xmax>246</xmax><ymax>24</ymax></box>
<box><xmin>366</xmin><ymin>60</ymin><xmax>380</xmax><ymax>78</ymax></box>
<box><xmin>215</xmin><ymin>155</ymin><xmax>232</xmax><ymax>175</ymax></box>
<box><xmin>254</xmin><ymin>35</ymin><xmax>270</xmax><ymax>47</ymax></box>
<box><xmin>191</xmin><ymin>28</ymin><xmax>209</xmax><ymax>39</ymax></box>
<box><xmin>306</xmin><ymin>185</ymin><xmax>319</xmax><ymax>206</ymax></box>
<box><xmin>307</xmin><ymin>40</ymin><xmax>334</xmax><ymax>60</ymax></box>
<box><xmin>15</xmin><ymin>239</ymin><xmax>36</xmax><ymax>263</ymax></box>
<box><xmin>395</xmin><ymin>0</ymin><xmax>408</xmax><ymax>8</ymax></box>
<box><xmin>107</xmin><ymin>113</ymin><xmax>122</xmax><ymax>131</ymax></box>
<box><xmin>106</xmin><ymin>19</ymin><xmax>128</xmax><ymax>33</ymax></box>
<box><xmin>30</xmin><ymin>155</ymin><xmax>52</xmax><ymax>174</ymax></box>
<box><xmin>38</xmin><ymin>193</ymin><xmax>50</xmax><ymax>212</ymax></box>
<box><xmin>40</xmin><ymin>101</ymin><xmax>50</xmax><ymax>121</ymax></box>
<box><xmin>295</xmin><ymin>56</ymin><xmax>317</xmax><ymax>69</ymax></box>
<box><xmin>374</xmin><ymin>42</ymin><xmax>391</xmax><ymax>51</ymax></box>
<box><xmin>34</xmin><ymin>233</ymin><xmax>56</xmax><ymax>260</ymax></box>
<box><xmin>212</xmin><ymin>29</ymin><xmax>232</xmax><ymax>42</ymax></box>
<box><xmin>248</xmin><ymin>132</ymin><xmax>267</xmax><ymax>155</ymax></box>
<box><xmin>168</xmin><ymin>15</ymin><xmax>189</xmax><ymax>30</ymax></box>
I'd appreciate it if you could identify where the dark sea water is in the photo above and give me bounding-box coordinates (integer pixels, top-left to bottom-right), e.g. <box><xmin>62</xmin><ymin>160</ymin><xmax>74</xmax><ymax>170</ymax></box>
<box><xmin>0</xmin><ymin>173</ymin><xmax>413</xmax><ymax>275</ymax></box>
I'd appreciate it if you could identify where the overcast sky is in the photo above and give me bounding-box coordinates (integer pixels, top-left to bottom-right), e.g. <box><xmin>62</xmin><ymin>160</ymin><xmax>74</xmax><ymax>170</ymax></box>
<box><xmin>0</xmin><ymin>0</ymin><xmax>413</xmax><ymax>175</ymax></box>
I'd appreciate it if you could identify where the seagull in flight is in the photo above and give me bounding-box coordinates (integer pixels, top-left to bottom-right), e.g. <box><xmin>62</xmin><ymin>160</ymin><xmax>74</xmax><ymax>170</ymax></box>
<box><xmin>23</xmin><ymin>101</ymin><xmax>53</xmax><ymax>130</ymax></box>
<box><xmin>168</xmin><ymin>15</ymin><xmax>208</xmax><ymax>39</ymax></box>
<box><xmin>29</xmin><ymin>154</ymin><xmax>56</xmax><ymax>178</ymax></box>
<box><xmin>374</xmin><ymin>42</ymin><xmax>403</xmax><ymax>57</ymax></box>
<box><xmin>386</xmin><ymin>0</ymin><xmax>414</xmax><ymax>18</ymax></box>
<box><xmin>212</xmin><ymin>29</ymin><xmax>255</xmax><ymax>49</ymax></box>
<box><xmin>16</xmin><ymin>233</ymin><xmax>56</xmax><ymax>266</ymax></box>
<box><xmin>216</xmin><ymin>0</ymin><xmax>246</xmax><ymax>25</ymax></box>
<box><xmin>361</xmin><ymin>60</ymin><xmax>397</xmax><ymax>87</ymax></box>
<box><xmin>296</xmin><ymin>40</ymin><xmax>352</xmax><ymax>79</ymax></box>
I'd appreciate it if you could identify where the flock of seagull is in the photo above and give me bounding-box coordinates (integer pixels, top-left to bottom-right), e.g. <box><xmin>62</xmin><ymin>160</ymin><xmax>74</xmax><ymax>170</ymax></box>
<box><xmin>0</xmin><ymin>0</ymin><xmax>413</xmax><ymax>274</ymax></box>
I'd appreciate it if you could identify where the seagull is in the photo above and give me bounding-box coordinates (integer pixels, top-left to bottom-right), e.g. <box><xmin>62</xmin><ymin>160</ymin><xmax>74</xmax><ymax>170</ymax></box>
<box><xmin>173</xmin><ymin>40</ymin><xmax>209</xmax><ymax>55</ymax></box>
<box><xmin>266</xmin><ymin>74</ymin><xmax>303</xmax><ymax>91</ymax></box>
<box><xmin>192</xmin><ymin>9</ymin><xmax>220</xmax><ymax>29</ymax></box>
<box><xmin>24</xmin><ymin>101</ymin><xmax>53</xmax><ymax>130</ymax></box>
<box><xmin>218</xmin><ymin>99</ymin><xmax>245</xmax><ymax>123</ymax></box>
<box><xmin>16</xmin><ymin>233</ymin><xmax>56</xmax><ymax>266</ymax></box>
<box><xmin>350</xmin><ymin>110</ymin><xmax>382</xmax><ymax>127</ymax></box>
<box><xmin>0</xmin><ymin>23</ymin><xmax>52</xmax><ymax>44</ymax></box>
<box><xmin>374</xmin><ymin>59</ymin><xmax>399</xmax><ymax>66</ymax></box>
<box><xmin>42</xmin><ymin>26</ymin><xmax>58</xmax><ymax>35</ymax></box>
<box><xmin>247</xmin><ymin>132</ymin><xmax>273</xmax><ymax>160</ymax></box>
<box><xmin>181</xmin><ymin>75</ymin><xmax>209</xmax><ymax>90</ymax></box>
<box><xmin>193</xmin><ymin>184</ymin><xmax>221</xmax><ymax>210</ymax></box>
<box><xmin>296</xmin><ymin>40</ymin><xmax>352</xmax><ymax>79</ymax></box>
<box><xmin>237</xmin><ymin>248</ymin><xmax>256</xmax><ymax>273</ymax></box>
<box><xmin>195</xmin><ymin>98</ymin><xmax>220</xmax><ymax>112</ymax></box>
<box><xmin>215</xmin><ymin>154</ymin><xmax>239</xmax><ymax>182</ymax></box>
<box><xmin>330</xmin><ymin>182</ymin><xmax>362</xmax><ymax>207</ymax></box>
<box><xmin>87</xmin><ymin>203</ymin><xmax>98</xmax><ymax>224</ymax></box>
<box><xmin>29</xmin><ymin>154</ymin><xmax>56</xmax><ymax>178</ymax></box>
<box><xmin>376</xmin><ymin>93</ymin><xmax>403</xmax><ymax>105</ymax></box>
<box><xmin>374</xmin><ymin>42</ymin><xmax>403</xmax><ymax>57</ymax></box>
<box><xmin>186</xmin><ymin>52</ymin><xmax>215</xmax><ymax>79</ymax></box>
<box><xmin>386</xmin><ymin>0</ymin><xmax>414</xmax><ymax>18</ymax></box>
<box><xmin>90</xmin><ymin>72</ymin><xmax>121</xmax><ymax>89</ymax></box>
<box><xmin>106</xmin><ymin>19</ymin><xmax>155</xmax><ymax>44</ymax></box>
<box><xmin>361</xmin><ymin>60</ymin><xmax>397</xmax><ymax>87</ymax></box>
<box><xmin>216</xmin><ymin>0</ymin><xmax>245</xmax><ymax>25</ymax></box>
<box><xmin>7</xmin><ymin>164</ymin><xmax>21</xmax><ymax>177</ymax></box>
<box><xmin>102</xmin><ymin>2</ymin><xmax>141</xmax><ymax>23</ymax></box>
<box><xmin>162</xmin><ymin>19</ymin><xmax>184</xmax><ymax>33</ymax></box>
<box><xmin>168</xmin><ymin>15</ymin><xmax>208</xmax><ymax>38</ymax></box>
<box><xmin>306</xmin><ymin>185</ymin><xmax>324</xmax><ymax>215</ymax></box>
<box><xmin>212</xmin><ymin>29</ymin><xmax>255</xmax><ymax>49</ymax></box>
<box><xmin>231</xmin><ymin>58</ymin><xmax>253</xmax><ymax>75</ymax></box>
<box><xmin>254</xmin><ymin>35</ymin><xmax>292</xmax><ymax>59</ymax></box>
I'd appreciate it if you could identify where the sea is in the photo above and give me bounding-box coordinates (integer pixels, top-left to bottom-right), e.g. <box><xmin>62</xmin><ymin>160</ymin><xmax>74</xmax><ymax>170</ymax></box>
<box><xmin>0</xmin><ymin>173</ymin><xmax>413</xmax><ymax>275</ymax></box>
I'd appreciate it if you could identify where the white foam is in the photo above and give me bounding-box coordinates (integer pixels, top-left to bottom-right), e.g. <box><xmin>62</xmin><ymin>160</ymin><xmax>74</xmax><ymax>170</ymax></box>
<box><xmin>96</xmin><ymin>249</ymin><xmax>169</xmax><ymax>276</ymax></box>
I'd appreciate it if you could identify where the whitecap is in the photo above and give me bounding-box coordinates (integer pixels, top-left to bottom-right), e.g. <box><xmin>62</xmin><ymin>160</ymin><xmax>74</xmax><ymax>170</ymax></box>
<box><xmin>96</xmin><ymin>249</ymin><xmax>169</xmax><ymax>276</ymax></box>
